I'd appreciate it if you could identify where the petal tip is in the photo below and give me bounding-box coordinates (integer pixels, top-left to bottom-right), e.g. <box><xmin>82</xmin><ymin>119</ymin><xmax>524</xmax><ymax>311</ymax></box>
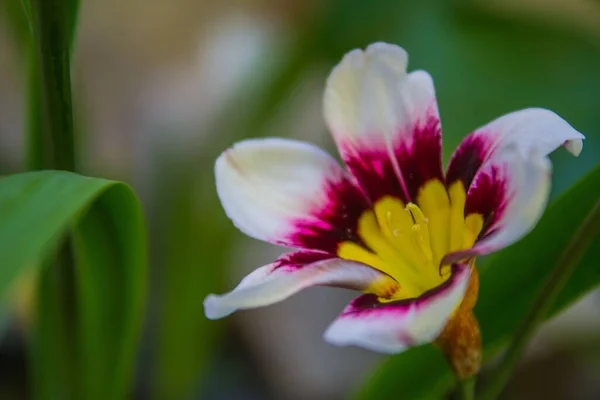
<box><xmin>366</xmin><ymin>42</ymin><xmax>408</xmax><ymax>59</ymax></box>
<box><xmin>564</xmin><ymin>138</ymin><xmax>583</xmax><ymax>157</ymax></box>
<box><xmin>324</xmin><ymin>42</ymin><xmax>420</xmax><ymax>142</ymax></box>
<box><xmin>340</xmin><ymin>48</ymin><xmax>366</xmax><ymax>67</ymax></box>
<box><xmin>214</xmin><ymin>146</ymin><xmax>239</xmax><ymax>181</ymax></box>
<box><xmin>203</xmin><ymin>294</ymin><xmax>233</xmax><ymax>320</ymax></box>
<box><xmin>323</xmin><ymin>323</ymin><xmax>344</xmax><ymax>346</ymax></box>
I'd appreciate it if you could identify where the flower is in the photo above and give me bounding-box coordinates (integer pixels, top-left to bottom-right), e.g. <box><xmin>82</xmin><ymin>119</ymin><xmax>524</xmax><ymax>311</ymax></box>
<box><xmin>203</xmin><ymin>42</ymin><xmax>584</xmax><ymax>377</ymax></box>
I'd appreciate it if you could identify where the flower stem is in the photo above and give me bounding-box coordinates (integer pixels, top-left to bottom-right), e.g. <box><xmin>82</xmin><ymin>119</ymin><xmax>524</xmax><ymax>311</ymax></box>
<box><xmin>481</xmin><ymin>198</ymin><xmax>600</xmax><ymax>400</ymax></box>
<box><xmin>457</xmin><ymin>377</ymin><xmax>476</xmax><ymax>400</ymax></box>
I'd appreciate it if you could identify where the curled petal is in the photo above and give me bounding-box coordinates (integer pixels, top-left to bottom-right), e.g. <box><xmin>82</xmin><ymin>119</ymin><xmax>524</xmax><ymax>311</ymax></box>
<box><xmin>446</xmin><ymin>108</ymin><xmax>585</xmax><ymax>189</ymax></box>
<box><xmin>204</xmin><ymin>251</ymin><xmax>399</xmax><ymax>320</ymax></box>
<box><xmin>444</xmin><ymin>147</ymin><xmax>552</xmax><ymax>264</ymax></box>
<box><xmin>324</xmin><ymin>42</ymin><xmax>443</xmax><ymax>203</ymax></box>
<box><xmin>216</xmin><ymin>138</ymin><xmax>370</xmax><ymax>253</ymax></box>
<box><xmin>324</xmin><ymin>264</ymin><xmax>471</xmax><ymax>353</ymax></box>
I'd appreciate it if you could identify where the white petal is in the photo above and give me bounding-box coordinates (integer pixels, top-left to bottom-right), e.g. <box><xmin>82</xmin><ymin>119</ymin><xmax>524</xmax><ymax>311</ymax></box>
<box><xmin>215</xmin><ymin>137</ymin><xmax>370</xmax><ymax>252</ymax></box>
<box><xmin>324</xmin><ymin>264</ymin><xmax>471</xmax><ymax>353</ymax></box>
<box><xmin>444</xmin><ymin>146</ymin><xmax>552</xmax><ymax>263</ymax></box>
<box><xmin>564</xmin><ymin>138</ymin><xmax>583</xmax><ymax>157</ymax></box>
<box><xmin>480</xmin><ymin>108</ymin><xmax>584</xmax><ymax>157</ymax></box>
<box><xmin>323</xmin><ymin>42</ymin><xmax>442</xmax><ymax>202</ymax></box>
<box><xmin>324</xmin><ymin>42</ymin><xmax>408</xmax><ymax>139</ymax></box>
<box><xmin>444</xmin><ymin>108</ymin><xmax>584</xmax><ymax>262</ymax></box>
<box><xmin>476</xmin><ymin>156</ymin><xmax>551</xmax><ymax>255</ymax></box>
<box><xmin>447</xmin><ymin>108</ymin><xmax>585</xmax><ymax>188</ymax></box>
<box><xmin>204</xmin><ymin>252</ymin><xmax>397</xmax><ymax>320</ymax></box>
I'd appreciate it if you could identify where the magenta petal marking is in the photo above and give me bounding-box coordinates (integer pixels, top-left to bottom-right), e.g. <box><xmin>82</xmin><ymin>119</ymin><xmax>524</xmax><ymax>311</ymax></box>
<box><xmin>343</xmin><ymin>145</ymin><xmax>409</xmax><ymax>203</ymax></box>
<box><xmin>465</xmin><ymin>165</ymin><xmax>506</xmax><ymax>219</ymax></box>
<box><xmin>339</xmin><ymin>105</ymin><xmax>443</xmax><ymax>204</ymax></box>
<box><xmin>272</xmin><ymin>251</ymin><xmax>335</xmax><ymax>272</ymax></box>
<box><xmin>446</xmin><ymin>134</ymin><xmax>491</xmax><ymax>189</ymax></box>
<box><xmin>282</xmin><ymin>172</ymin><xmax>371</xmax><ymax>254</ymax></box>
<box><xmin>395</xmin><ymin>109</ymin><xmax>444</xmax><ymax>199</ymax></box>
<box><xmin>465</xmin><ymin>163</ymin><xmax>510</xmax><ymax>237</ymax></box>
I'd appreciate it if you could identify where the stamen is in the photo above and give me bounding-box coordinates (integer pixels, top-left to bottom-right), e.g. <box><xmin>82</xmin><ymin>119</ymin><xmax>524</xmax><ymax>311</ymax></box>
<box><xmin>439</xmin><ymin>264</ymin><xmax>452</xmax><ymax>278</ymax></box>
<box><xmin>411</xmin><ymin>225</ymin><xmax>433</xmax><ymax>263</ymax></box>
<box><xmin>406</xmin><ymin>203</ymin><xmax>428</xmax><ymax>225</ymax></box>
<box><xmin>406</xmin><ymin>203</ymin><xmax>433</xmax><ymax>263</ymax></box>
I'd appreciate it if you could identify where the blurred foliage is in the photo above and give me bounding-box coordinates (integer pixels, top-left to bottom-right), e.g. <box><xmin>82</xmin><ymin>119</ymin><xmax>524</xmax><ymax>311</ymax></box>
<box><xmin>150</xmin><ymin>150</ymin><xmax>234</xmax><ymax>399</ymax></box>
<box><xmin>0</xmin><ymin>171</ymin><xmax>147</xmax><ymax>399</ymax></box>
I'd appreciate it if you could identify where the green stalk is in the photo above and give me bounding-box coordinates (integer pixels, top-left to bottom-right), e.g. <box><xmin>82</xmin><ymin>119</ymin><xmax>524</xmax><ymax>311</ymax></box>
<box><xmin>457</xmin><ymin>377</ymin><xmax>475</xmax><ymax>400</ymax></box>
<box><xmin>26</xmin><ymin>0</ymin><xmax>80</xmax><ymax>398</ymax></box>
<box><xmin>25</xmin><ymin>47</ymin><xmax>44</xmax><ymax>171</ymax></box>
<box><xmin>29</xmin><ymin>0</ymin><xmax>77</xmax><ymax>171</ymax></box>
<box><xmin>481</xmin><ymin>199</ymin><xmax>600</xmax><ymax>400</ymax></box>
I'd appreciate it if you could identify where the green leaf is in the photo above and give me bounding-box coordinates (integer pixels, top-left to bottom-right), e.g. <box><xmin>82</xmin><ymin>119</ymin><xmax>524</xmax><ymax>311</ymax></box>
<box><xmin>355</xmin><ymin>164</ymin><xmax>600</xmax><ymax>399</ymax></box>
<box><xmin>0</xmin><ymin>170</ymin><xmax>147</xmax><ymax>400</ymax></box>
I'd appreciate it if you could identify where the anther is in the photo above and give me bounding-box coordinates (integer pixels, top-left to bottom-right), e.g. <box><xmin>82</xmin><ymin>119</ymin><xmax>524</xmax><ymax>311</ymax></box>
<box><xmin>405</xmin><ymin>203</ymin><xmax>434</xmax><ymax>263</ymax></box>
<box><xmin>406</xmin><ymin>203</ymin><xmax>429</xmax><ymax>225</ymax></box>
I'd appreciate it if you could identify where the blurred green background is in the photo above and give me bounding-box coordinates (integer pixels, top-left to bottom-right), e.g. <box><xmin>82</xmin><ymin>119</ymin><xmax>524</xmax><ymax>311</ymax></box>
<box><xmin>0</xmin><ymin>0</ymin><xmax>599</xmax><ymax>399</ymax></box>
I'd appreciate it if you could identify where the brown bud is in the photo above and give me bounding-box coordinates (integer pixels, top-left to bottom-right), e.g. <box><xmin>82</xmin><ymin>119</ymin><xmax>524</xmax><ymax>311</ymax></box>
<box><xmin>435</xmin><ymin>265</ymin><xmax>482</xmax><ymax>379</ymax></box>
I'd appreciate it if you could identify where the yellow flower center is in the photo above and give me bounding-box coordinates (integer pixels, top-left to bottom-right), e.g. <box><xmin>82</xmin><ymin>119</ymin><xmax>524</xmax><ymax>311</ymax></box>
<box><xmin>337</xmin><ymin>180</ymin><xmax>484</xmax><ymax>300</ymax></box>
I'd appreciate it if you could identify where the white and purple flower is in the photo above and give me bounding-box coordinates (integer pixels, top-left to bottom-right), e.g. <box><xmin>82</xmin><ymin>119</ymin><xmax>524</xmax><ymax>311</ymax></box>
<box><xmin>204</xmin><ymin>43</ymin><xmax>584</xmax><ymax>377</ymax></box>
